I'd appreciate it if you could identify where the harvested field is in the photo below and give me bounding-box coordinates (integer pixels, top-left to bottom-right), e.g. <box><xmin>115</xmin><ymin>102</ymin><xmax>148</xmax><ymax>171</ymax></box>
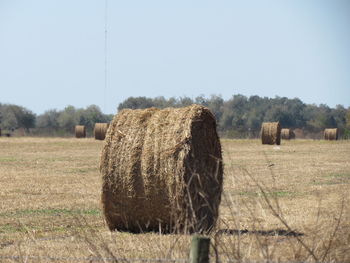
<box><xmin>0</xmin><ymin>137</ymin><xmax>350</xmax><ymax>262</ymax></box>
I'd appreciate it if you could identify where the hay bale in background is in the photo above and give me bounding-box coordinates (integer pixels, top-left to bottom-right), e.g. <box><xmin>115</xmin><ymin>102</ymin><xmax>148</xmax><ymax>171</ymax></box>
<box><xmin>94</xmin><ymin>123</ymin><xmax>109</xmax><ymax>140</ymax></box>
<box><xmin>75</xmin><ymin>125</ymin><xmax>86</xmax><ymax>138</ymax></box>
<box><xmin>281</xmin><ymin>128</ymin><xmax>295</xmax><ymax>140</ymax></box>
<box><xmin>100</xmin><ymin>104</ymin><xmax>223</xmax><ymax>233</ymax></box>
<box><xmin>324</xmin><ymin>128</ymin><xmax>338</xmax><ymax>140</ymax></box>
<box><xmin>261</xmin><ymin>122</ymin><xmax>281</xmax><ymax>145</ymax></box>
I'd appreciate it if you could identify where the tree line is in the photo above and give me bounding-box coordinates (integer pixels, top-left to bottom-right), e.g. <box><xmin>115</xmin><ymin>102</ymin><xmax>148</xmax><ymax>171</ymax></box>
<box><xmin>0</xmin><ymin>104</ymin><xmax>113</xmax><ymax>136</ymax></box>
<box><xmin>118</xmin><ymin>95</ymin><xmax>350</xmax><ymax>138</ymax></box>
<box><xmin>1</xmin><ymin>95</ymin><xmax>350</xmax><ymax>138</ymax></box>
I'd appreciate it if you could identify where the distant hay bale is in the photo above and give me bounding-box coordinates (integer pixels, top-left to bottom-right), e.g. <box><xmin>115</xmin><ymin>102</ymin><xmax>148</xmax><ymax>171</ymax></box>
<box><xmin>281</xmin><ymin>128</ymin><xmax>295</xmax><ymax>140</ymax></box>
<box><xmin>100</xmin><ymin>105</ymin><xmax>223</xmax><ymax>233</ymax></box>
<box><xmin>261</xmin><ymin>122</ymin><xmax>281</xmax><ymax>145</ymax></box>
<box><xmin>94</xmin><ymin>123</ymin><xmax>109</xmax><ymax>140</ymax></box>
<box><xmin>75</xmin><ymin>125</ymin><xmax>86</xmax><ymax>138</ymax></box>
<box><xmin>324</xmin><ymin>128</ymin><xmax>338</xmax><ymax>140</ymax></box>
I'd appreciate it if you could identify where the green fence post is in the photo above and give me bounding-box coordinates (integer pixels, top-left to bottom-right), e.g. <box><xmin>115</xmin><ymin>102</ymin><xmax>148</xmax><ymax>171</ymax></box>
<box><xmin>190</xmin><ymin>235</ymin><xmax>210</xmax><ymax>263</ymax></box>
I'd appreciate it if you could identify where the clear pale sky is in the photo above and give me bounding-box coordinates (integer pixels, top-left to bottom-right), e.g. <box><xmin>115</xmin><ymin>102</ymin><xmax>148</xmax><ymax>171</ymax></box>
<box><xmin>1</xmin><ymin>0</ymin><xmax>349</xmax><ymax>114</ymax></box>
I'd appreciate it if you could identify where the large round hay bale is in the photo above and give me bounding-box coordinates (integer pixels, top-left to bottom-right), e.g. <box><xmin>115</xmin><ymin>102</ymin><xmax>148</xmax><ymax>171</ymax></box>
<box><xmin>94</xmin><ymin>123</ymin><xmax>109</xmax><ymax>140</ymax></box>
<box><xmin>324</xmin><ymin>128</ymin><xmax>338</xmax><ymax>140</ymax></box>
<box><xmin>261</xmin><ymin>122</ymin><xmax>281</xmax><ymax>145</ymax></box>
<box><xmin>281</xmin><ymin>128</ymin><xmax>295</xmax><ymax>140</ymax></box>
<box><xmin>75</xmin><ymin>125</ymin><xmax>86</xmax><ymax>138</ymax></box>
<box><xmin>100</xmin><ymin>105</ymin><xmax>223</xmax><ymax>233</ymax></box>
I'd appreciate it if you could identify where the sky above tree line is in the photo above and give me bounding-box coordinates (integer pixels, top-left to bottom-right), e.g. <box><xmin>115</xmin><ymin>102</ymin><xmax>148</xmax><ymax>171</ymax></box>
<box><xmin>0</xmin><ymin>0</ymin><xmax>349</xmax><ymax>114</ymax></box>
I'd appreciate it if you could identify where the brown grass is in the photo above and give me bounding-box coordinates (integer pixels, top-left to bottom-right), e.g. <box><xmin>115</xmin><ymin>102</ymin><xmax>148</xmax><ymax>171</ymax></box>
<box><xmin>75</xmin><ymin>125</ymin><xmax>86</xmax><ymax>138</ymax></box>
<box><xmin>261</xmin><ymin>122</ymin><xmax>281</xmax><ymax>145</ymax></box>
<box><xmin>93</xmin><ymin>123</ymin><xmax>109</xmax><ymax>140</ymax></box>
<box><xmin>100</xmin><ymin>105</ymin><xmax>223</xmax><ymax>233</ymax></box>
<box><xmin>324</xmin><ymin>128</ymin><xmax>338</xmax><ymax>140</ymax></box>
<box><xmin>0</xmin><ymin>138</ymin><xmax>349</xmax><ymax>262</ymax></box>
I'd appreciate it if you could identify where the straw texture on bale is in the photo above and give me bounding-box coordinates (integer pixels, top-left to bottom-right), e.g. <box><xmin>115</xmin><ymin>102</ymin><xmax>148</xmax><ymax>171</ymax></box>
<box><xmin>324</xmin><ymin>128</ymin><xmax>338</xmax><ymax>140</ymax></box>
<box><xmin>281</xmin><ymin>128</ymin><xmax>295</xmax><ymax>140</ymax></box>
<box><xmin>261</xmin><ymin>122</ymin><xmax>281</xmax><ymax>145</ymax></box>
<box><xmin>75</xmin><ymin>125</ymin><xmax>86</xmax><ymax>138</ymax></box>
<box><xmin>94</xmin><ymin>123</ymin><xmax>109</xmax><ymax>140</ymax></box>
<box><xmin>100</xmin><ymin>104</ymin><xmax>223</xmax><ymax>233</ymax></box>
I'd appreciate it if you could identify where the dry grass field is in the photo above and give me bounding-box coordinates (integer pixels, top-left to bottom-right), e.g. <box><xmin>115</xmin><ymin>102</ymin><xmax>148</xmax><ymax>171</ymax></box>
<box><xmin>0</xmin><ymin>137</ymin><xmax>350</xmax><ymax>262</ymax></box>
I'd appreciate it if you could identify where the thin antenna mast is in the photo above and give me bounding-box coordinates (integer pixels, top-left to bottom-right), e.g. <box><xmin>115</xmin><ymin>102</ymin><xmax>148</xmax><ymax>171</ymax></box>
<box><xmin>104</xmin><ymin>0</ymin><xmax>108</xmax><ymax>113</ymax></box>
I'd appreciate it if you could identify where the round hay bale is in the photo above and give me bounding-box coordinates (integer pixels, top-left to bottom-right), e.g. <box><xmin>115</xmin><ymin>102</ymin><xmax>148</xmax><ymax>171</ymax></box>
<box><xmin>75</xmin><ymin>125</ymin><xmax>86</xmax><ymax>138</ymax></box>
<box><xmin>324</xmin><ymin>128</ymin><xmax>338</xmax><ymax>140</ymax></box>
<box><xmin>281</xmin><ymin>128</ymin><xmax>295</xmax><ymax>140</ymax></box>
<box><xmin>261</xmin><ymin>122</ymin><xmax>281</xmax><ymax>145</ymax></box>
<box><xmin>100</xmin><ymin>104</ymin><xmax>223</xmax><ymax>233</ymax></box>
<box><xmin>94</xmin><ymin>123</ymin><xmax>109</xmax><ymax>140</ymax></box>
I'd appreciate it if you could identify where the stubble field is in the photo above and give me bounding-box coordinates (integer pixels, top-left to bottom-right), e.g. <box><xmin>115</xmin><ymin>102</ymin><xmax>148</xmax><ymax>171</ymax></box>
<box><xmin>0</xmin><ymin>137</ymin><xmax>349</xmax><ymax>262</ymax></box>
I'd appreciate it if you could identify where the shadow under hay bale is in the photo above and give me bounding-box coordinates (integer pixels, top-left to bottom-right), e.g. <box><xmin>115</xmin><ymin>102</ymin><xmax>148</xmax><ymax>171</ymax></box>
<box><xmin>217</xmin><ymin>228</ymin><xmax>304</xmax><ymax>237</ymax></box>
<box><xmin>75</xmin><ymin>125</ymin><xmax>86</xmax><ymax>138</ymax></box>
<box><xmin>281</xmin><ymin>128</ymin><xmax>295</xmax><ymax>140</ymax></box>
<box><xmin>324</xmin><ymin>128</ymin><xmax>338</xmax><ymax>140</ymax></box>
<box><xmin>100</xmin><ymin>104</ymin><xmax>223</xmax><ymax>234</ymax></box>
<box><xmin>261</xmin><ymin>122</ymin><xmax>281</xmax><ymax>145</ymax></box>
<box><xmin>94</xmin><ymin>123</ymin><xmax>109</xmax><ymax>140</ymax></box>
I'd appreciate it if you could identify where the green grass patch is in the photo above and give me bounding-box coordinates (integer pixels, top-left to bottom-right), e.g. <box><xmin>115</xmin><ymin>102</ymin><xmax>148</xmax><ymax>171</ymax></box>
<box><xmin>329</xmin><ymin>172</ymin><xmax>350</xmax><ymax>178</ymax></box>
<box><xmin>312</xmin><ymin>181</ymin><xmax>344</xmax><ymax>186</ymax></box>
<box><xmin>236</xmin><ymin>190</ymin><xmax>294</xmax><ymax>197</ymax></box>
<box><xmin>39</xmin><ymin>156</ymin><xmax>76</xmax><ymax>162</ymax></box>
<box><xmin>0</xmin><ymin>224</ymin><xmax>42</xmax><ymax>234</ymax></box>
<box><xmin>0</xmin><ymin>225</ymin><xmax>23</xmax><ymax>234</ymax></box>
<box><xmin>0</xmin><ymin>208</ymin><xmax>101</xmax><ymax>217</ymax></box>
<box><xmin>0</xmin><ymin>157</ymin><xmax>20</xmax><ymax>162</ymax></box>
<box><xmin>68</xmin><ymin>167</ymin><xmax>97</xmax><ymax>174</ymax></box>
<box><xmin>312</xmin><ymin>172</ymin><xmax>350</xmax><ymax>185</ymax></box>
<box><xmin>268</xmin><ymin>191</ymin><xmax>293</xmax><ymax>197</ymax></box>
<box><xmin>0</xmin><ymin>223</ymin><xmax>101</xmax><ymax>234</ymax></box>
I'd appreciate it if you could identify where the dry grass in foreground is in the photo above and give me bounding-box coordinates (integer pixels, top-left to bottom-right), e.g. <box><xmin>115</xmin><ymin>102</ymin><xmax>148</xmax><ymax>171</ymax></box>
<box><xmin>0</xmin><ymin>137</ymin><xmax>350</xmax><ymax>262</ymax></box>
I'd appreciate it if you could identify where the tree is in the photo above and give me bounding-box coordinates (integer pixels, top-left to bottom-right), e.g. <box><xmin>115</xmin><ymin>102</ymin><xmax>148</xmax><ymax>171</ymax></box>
<box><xmin>206</xmin><ymin>95</ymin><xmax>224</xmax><ymax>121</ymax></box>
<box><xmin>0</xmin><ymin>104</ymin><xmax>35</xmax><ymax>131</ymax></box>
<box><xmin>264</xmin><ymin>105</ymin><xmax>294</xmax><ymax>127</ymax></box>
<box><xmin>118</xmin><ymin>97</ymin><xmax>155</xmax><ymax>111</ymax></box>
<box><xmin>332</xmin><ymin>105</ymin><xmax>347</xmax><ymax>131</ymax></box>
<box><xmin>177</xmin><ymin>96</ymin><xmax>194</xmax><ymax>107</ymax></box>
<box><xmin>0</xmin><ymin>106</ymin><xmax>17</xmax><ymax>129</ymax></box>
<box><xmin>37</xmin><ymin>109</ymin><xmax>60</xmax><ymax>133</ymax></box>
<box><xmin>78</xmin><ymin>105</ymin><xmax>109</xmax><ymax>131</ymax></box>
<box><xmin>116</xmin><ymin>95</ymin><xmax>348</xmax><ymax>138</ymax></box>
<box><xmin>57</xmin><ymin>105</ymin><xmax>78</xmax><ymax>132</ymax></box>
<box><xmin>346</xmin><ymin>107</ymin><xmax>350</xmax><ymax>129</ymax></box>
